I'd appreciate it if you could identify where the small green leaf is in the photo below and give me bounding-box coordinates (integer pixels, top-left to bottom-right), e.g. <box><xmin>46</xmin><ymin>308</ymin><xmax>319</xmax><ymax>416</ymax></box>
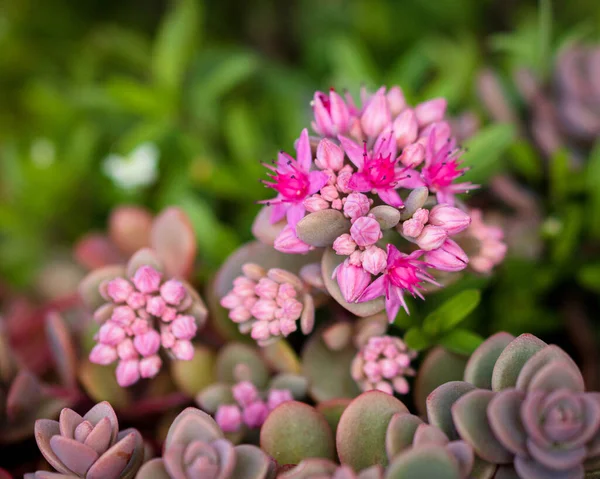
<box><xmin>587</xmin><ymin>140</ymin><xmax>600</xmax><ymax>238</ymax></box>
<box><xmin>577</xmin><ymin>264</ymin><xmax>600</xmax><ymax>293</ymax></box>
<box><xmin>508</xmin><ymin>140</ymin><xmax>543</xmax><ymax>183</ymax></box>
<box><xmin>152</xmin><ymin>0</ymin><xmax>201</xmax><ymax>91</ymax></box>
<box><xmin>461</xmin><ymin>124</ymin><xmax>516</xmax><ymax>184</ymax></box>
<box><xmin>549</xmin><ymin>148</ymin><xmax>570</xmax><ymax>205</ymax></box>
<box><xmin>423</xmin><ymin>289</ymin><xmax>481</xmax><ymax>336</ymax></box>
<box><xmin>404</xmin><ymin>328</ymin><xmax>431</xmax><ymax>351</ymax></box>
<box><xmin>439</xmin><ymin>329</ymin><xmax>484</xmax><ymax>356</ymax></box>
<box><xmin>551</xmin><ymin>204</ymin><xmax>583</xmax><ymax>264</ymax></box>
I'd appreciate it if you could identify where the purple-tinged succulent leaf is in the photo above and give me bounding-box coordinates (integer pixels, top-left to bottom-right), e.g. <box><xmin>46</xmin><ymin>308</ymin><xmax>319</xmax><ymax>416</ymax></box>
<box><xmin>229</xmin><ymin>444</ymin><xmax>273</xmax><ymax>479</ymax></box>
<box><xmin>451</xmin><ymin>389</ymin><xmax>513</xmax><ymax>464</ymax></box>
<box><xmin>79</xmin><ymin>265</ymin><xmax>126</xmax><ymax>310</ymax></box>
<box><xmin>514</xmin><ymin>456</ymin><xmax>584</xmax><ymax>479</ymax></box>
<box><xmin>359</xmin><ymin>465</ymin><xmax>385</xmax><ymax>479</ymax></box>
<box><xmin>278</xmin><ymin>458</ymin><xmax>339</xmax><ymax>478</ymax></box>
<box><xmin>260</xmin><ymin>401</ymin><xmax>336</xmax><ymax>465</ymax></box>
<box><xmin>82</xmin><ymin>401</ymin><xmax>119</xmax><ymax>445</ymax></box>
<box><xmin>354</xmin><ymin>314</ymin><xmax>388</xmax><ymax>348</ymax></box>
<box><xmin>165</xmin><ymin>408</ymin><xmax>224</xmax><ymax>448</ymax></box>
<box><xmin>300</xmin><ymin>292</ymin><xmax>316</xmax><ymax>335</ymax></box>
<box><xmin>337</xmin><ymin>391</ymin><xmax>408</xmax><ymax>471</ymax></box>
<box><xmin>296</xmin><ymin>209</ymin><xmax>351</xmax><ymax>247</ymax></box>
<box><xmin>30</xmin><ymin>472</ymin><xmax>80</xmax><ymax>479</ymax></box>
<box><xmin>317</xmin><ymin>398</ymin><xmax>352</xmax><ymax>438</ymax></box>
<box><xmin>269</xmin><ymin>373</ymin><xmax>309</xmax><ymax>399</ymax></box>
<box><xmin>385</xmin><ymin>445</ymin><xmax>462</xmax><ymax>479</ymax></box>
<box><xmin>125</xmin><ymin>248</ymin><xmax>164</xmax><ymax>277</ymax></box>
<box><xmin>170</xmin><ymin>345</ymin><xmax>216</xmax><ymax>397</ymax></box>
<box><xmin>414</xmin><ymin>346</ymin><xmax>468</xmax><ymax>416</ymax></box>
<box><xmin>82</xmin><ymin>417</ymin><xmax>112</xmax><ymax>454</ymax></box>
<box><xmin>514</xmin><ymin>345</ymin><xmax>580</xmax><ymax>392</ymax></box>
<box><xmin>35</xmin><ymin>419</ymin><xmax>72</xmax><ymax>475</ymax></box>
<box><xmin>464</xmin><ymin>332</ymin><xmax>514</xmax><ymax>390</ymax></box>
<box><xmin>302</xmin><ymin>330</ymin><xmax>360</xmax><ymax>402</ymax></box>
<box><xmin>426</xmin><ymin>381</ymin><xmax>476</xmax><ymax>440</ymax></box>
<box><xmin>251</xmin><ymin>205</ymin><xmax>286</xmax><ymax>246</ymax></box>
<box><xmin>491</xmin><ymin>334</ymin><xmax>546</xmax><ymax>392</ymax></box>
<box><xmin>386</xmin><ymin>413</ymin><xmax>424</xmax><ymax>459</ymax></box>
<box><xmin>108</xmin><ymin>205</ymin><xmax>153</xmax><ymax>257</ymax></box>
<box><xmin>487</xmin><ymin>389</ymin><xmax>527</xmax><ymax>456</ymax></box>
<box><xmin>6</xmin><ymin>370</ymin><xmax>41</xmax><ymax>420</ymax></box>
<box><xmin>86</xmin><ymin>430</ymin><xmax>143</xmax><ymax>479</ymax></box>
<box><xmin>78</xmin><ymin>360</ymin><xmax>130</xmax><ymax>409</ymax></box>
<box><xmin>74</xmin><ymin>234</ymin><xmax>123</xmax><ymax>271</ymax></box>
<box><xmin>196</xmin><ymin>383</ymin><xmax>234</xmax><ymax>414</ymax></box>
<box><xmin>150</xmin><ymin>207</ymin><xmax>197</xmax><ymax>279</ymax></box>
<box><xmin>136</xmin><ymin>458</ymin><xmax>170</xmax><ymax>479</ymax></box>
<box><xmin>58</xmin><ymin>409</ymin><xmax>83</xmax><ymax>439</ymax></box>
<box><xmin>321</xmin><ymin>248</ymin><xmax>385</xmax><ymax>317</ymax></box>
<box><xmin>91</xmin><ymin>303</ymin><xmax>114</xmax><ymax>325</ymax></box>
<box><xmin>216</xmin><ymin>343</ymin><xmax>269</xmax><ymax>388</ymax></box>
<box><xmin>446</xmin><ymin>441</ymin><xmax>475</xmax><ymax>478</ymax></box>
<box><xmin>413</xmin><ymin>424</ymin><xmax>450</xmax><ymax>446</ymax></box>
<box><xmin>527</xmin><ymin>361</ymin><xmax>584</xmax><ymax>393</ymax></box>
<box><xmin>45</xmin><ymin>312</ymin><xmax>78</xmax><ymax>389</ymax></box>
<box><xmin>49</xmin><ymin>436</ymin><xmax>99</xmax><ymax>476</ymax></box>
<box><xmin>261</xmin><ymin>340</ymin><xmax>302</xmax><ymax>374</ymax></box>
<box><xmin>322</xmin><ymin>321</ymin><xmax>353</xmax><ymax>351</ymax></box>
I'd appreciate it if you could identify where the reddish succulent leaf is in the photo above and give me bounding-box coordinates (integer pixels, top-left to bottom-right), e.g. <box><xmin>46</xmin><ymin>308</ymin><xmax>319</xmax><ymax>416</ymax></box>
<box><xmin>515</xmin><ymin>345</ymin><xmax>580</xmax><ymax>392</ymax></box>
<box><xmin>45</xmin><ymin>312</ymin><xmax>78</xmax><ymax>389</ymax></box>
<box><xmin>487</xmin><ymin>389</ymin><xmax>527</xmax><ymax>456</ymax></box>
<box><xmin>74</xmin><ymin>234</ymin><xmax>123</xmax><ymax>270</ymax></box>
<box><xmin>150</xmin><ymin>207</ymin><xmax>197</xmax><ymax>279</ymax></box>
<box><xmin>6</xmin><ymin>371</ymin><xmax>41</xmax><ymax>420</ymax></box>
<box><xmin>79</xmin><ymin>265</ymin><xmax>126</xmax><ymax>311</ymax></box>
<box><xmin>109</xmin><ymin>206</ymin><xmax>153</xmax><ymax>257</ymax></box>
<box><xmin>126</xmin><ymin>248</ymin><xmax>164</xmax><ymax>277</ymax></box>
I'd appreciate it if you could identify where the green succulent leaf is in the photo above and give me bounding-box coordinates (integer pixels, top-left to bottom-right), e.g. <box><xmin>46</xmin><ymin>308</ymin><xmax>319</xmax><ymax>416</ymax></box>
<box><xmin>422</xmin><ymin>289</ymin><xmax>481</xmax><ymax>336</ymax></box>
<box><xmin>403</xmin><ymin>327</ymin><xmax>431</xmax><ymax>351</ymax></box>
<box><xmin>439</xmin><ymin>329</ymin><xmax>484</xmax><ymax>356</ymax></box>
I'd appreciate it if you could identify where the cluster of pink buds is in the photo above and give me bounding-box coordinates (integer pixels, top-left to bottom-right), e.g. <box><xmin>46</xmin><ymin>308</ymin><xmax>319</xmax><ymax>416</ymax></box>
<box><xmin>457</xmin><ymin>209</ymin><xmax>507</xmax><ymax>274</ymax></box>
<box><xmin>89</xmin><ymin>263</ymin><xmax>202</xmax><ymax>387</ymax></box>
<box><xmin>351</xmin><ymin>335</ymin><xmax>417</xmax><ymax>395</ymax></box>
<box><xmin>220</xmin><ymin>263</ymin><xmax>315</xmax><ymax>346</ymax></box>
<box><xmin>254</xmin><ymin>85</ymin><xmax>498</xmax><ymax>322</ymax></box>
<box><xmin>214</xmin><ymin>380</ymin><xmax>293</xmax><ymax>433</ymax></box>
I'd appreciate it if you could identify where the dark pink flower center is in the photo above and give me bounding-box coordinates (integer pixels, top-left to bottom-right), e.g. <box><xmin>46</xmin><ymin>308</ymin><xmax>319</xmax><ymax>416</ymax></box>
<box><xmin>424</xmin><ymin>158</ymin><xmax>464</xmax><ymax>189</ymax></box>
<box><xmin>362</xmin><ymin>142</ymin><xmax>397</xmax><ymax>189</ymax></box>
<box><xmin>318</xmin><ymin>92</ymin><xmax>331</xmax><ymax>114</ymax></box>
<box><xmin>264</xmin><ymin>165</ymin><xmax>310</xmax><ymax>202</ymax></box>
<box><xmin>387</xmin><ymin>259</ymin><xmax>423</xmax><ymax>293</ymax></box>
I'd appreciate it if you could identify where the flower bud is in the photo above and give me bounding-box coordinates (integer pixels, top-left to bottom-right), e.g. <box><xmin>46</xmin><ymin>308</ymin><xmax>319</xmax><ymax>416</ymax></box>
<box><xmin>279</xmin><ymin>318</ymin><xmax>297</xmax><ymax>336</ymax></box>
<box><xmin>276</xmin><ymin>283</ymin><xmax>297</xmax><ymax>300</ymax></box>
<box><xmin>171</xmin><ymin>315</ymin><xmax>198</xmax><ymax>340</ymax></box>
<box><xmin>229</xmin><ymin>306</ymin><xmax>252</xmax><ymax>323</ymax></box>
<box><xmin>315</xmin><ymin>138</ymin><xmax>345</xmax><ymax>171</ymax></box>
<box><xmin>421</xmin><ymin>121</ymin><xmax>452</xmax><ymax>151</ymax></box>
<box><xmin>116</xmin><ymin>359</ymin><xmax>140</xmax><ymax>387</ymax></box>
<box><xmin>320</xmin><ymin>185</ymin><xmax>339</xmax><ymax>202</ymax></box>
<box><xmin>429</xmin><ymin>204</ymin><xmax>471</xmax><ymax>235</ymax></box>
<box><xmin>215</xmin><ymin>405</ymin><xmax>242</xmax><ymax>433</ymax></box>
<box><xmin>386</xmin><ymin>86</ymin><xmax>406</xmax><ymax>117</ymax></box>
<box><xmin>267</xmin><ymin>389</ymin><xmax>294</xmax><ymax>410</ymax></box>
<box><xmin>303</xmin><ymin>195</ymin><xmax>329</xmax><ymax>213</ymax></box>
<box><xmin>133</xmin><ymin>330</ymin><xmax>161</xmax><ymax>357</ymax></box>
<box><xmin>274</xmin><ymin>226</ymin><xmax>312</xmax><ymax>254</ymax></box>
<box><xmin>242</xmin><ymin>401</ymin><xmax>269</xmax><ymax>428</ymax></box>
<box><xmin>232</xmin><ymin>381</ymin><xmax>260</xmax><ymax>407</ymax></box>
<box><xmin>336</xmin><ymin>169</ymin><xmax>353</xmax><ymax>194</ymax></box>
<box><xmin>424</xmin><ymin>239</ymin><xmax>469</xmax><ymax>272</ymax></box>
<box><xmin>132</xmin><ymin>265</ymin><xmax>162</xmax><ymax>294</ymax></box>
<box><xmin>160</xmin><ymin>279</ymin><xmax>187</xmax><ymax>305</ymax></box>
<box><xmin>399</xmin><ymin>143</ymin><xmax>425</xmax><ymax>168</ymax></box>
<box><xmin>361</xmin><ymin>89</ymin><xmax>391</xmax><ymax>138</ymax></box>
<box><xmin>392</xmin><ymin>377</ymin><xmax>410</xmax><ymax>394</ymax></box>
<box><xmin>392</xmin><ymin>109</ymin><xmax>418</xmax><ymax>148</ymax></box>
<box><xmin>255</xmin><ymin>277</ymin><xmax>278</xmax><ymax>299</ymax></box>
<box><xmin>312</xmin><ymin>90</ymin><xmax>351</xmax><ymax>137</ymax></box>
<box><xmin>250</xmin><ymin>299</ymin><xmax>277</xmax><ymax>321</ymax></box>
<box><xmin>233</xmin><ymin>276</ymin><xmax>256</xmax><ymax>297</ymax></box>
<box><xmin>361</xmin><ymin>246</ymin><xmax>387</xmax><ymax>275</ymax></box>
<box><xmin>412</xmin><ymin>208</ymin><xmax>429</xmax><ymax>225</ymax></box>
<box><xmin>126</xmin><ymin>292</ymin><xmax>146</xmax><ymax>310</ymax></box>
<box><xmin>251</xmin><ymin>321</ymin><xmax>271</xmax><ymax>341</ymax></box>
<box><xmin>117</xmin><ymin>338</ymin><xmax>138</xmax><ymax>360</ymax></box>
<box><xmin>402</xmin><ymin>218</ymin><xmax>424</xmax><ymax>238</ymax></box>
<box><xmin>146</xmin><ymin>296</ymin><xmax>166</xmax><ymax>317</ymax></box>
<box><xmin>162</xmin><ymin>307</ymin><xmax>177</xmax><ymax>322</ymax></box>
<box><xmin>139</xmin><ymin>355</ymin><xmax>162</xmax><ymax>378</ymax></box>
<box><xmin>350</xmin><ymin>216</ymin><xmax>382</xmax><ymax>247</ymax></box>
<box><xmin>160</xmin><ymin>327</ymin><xmax>176</xmax><ymax>348</ymax></box>
<box><xmin>106</xmin><ymin>278</ymin><xmax>133</xmax><ymax>303</ymax></box>
<box><xmin>171</xmin><ymin>340</ymin><xmax>194</xmax><ymax>360</ymax></box>
<box><xmin>336</xmin><ymin>260</ymin><xmax>372</xmax><ymax>303</ymax></box>
<box><xmin>343</xmin><ymin>192</ymin><xmax>371</xmax><ymax>220</ymax></box>
<box><xmin>111</xmin><ymin>306</ymin><xmax>136</xmax><ymax>326</ymax></box>
<box><xmin>416</xmin><ymin>225</ymin><xmax>448</xmax><ymax>251</ymax></box>
<box><xmin>130</xmin><ymin>318</ymin><xmax>150</xmax><ymax>335</ymax></box>
<box><xmin>89</xmin><ymin>344</ymin><xmax>118</xmax><ymax>365</ymax></box>
<box><xmin>98</xmin><ymin>321</ymin><xmax>126</xmax><ymax>346</ymax></box>
<box><xmin>333</xmin><ymin>234</ymin><xmax>357</xmax><ymax>256</ymax></box>
<box><xmin>415</xmin><ymin>98</ymin><xmax>447</xmax><ymax>126</ymax></box>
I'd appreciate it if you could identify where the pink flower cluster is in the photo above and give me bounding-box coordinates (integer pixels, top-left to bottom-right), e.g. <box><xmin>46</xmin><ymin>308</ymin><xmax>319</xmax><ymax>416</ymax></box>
<box><xmin>460</xmin><ymin>209</ymin><xmax>507</xmax><ymax>274</ymax></box>
<box><xmin>89</xmin><ymin>265</ymin><xmax>198</xmax><ymax>387</ymax></box>
<box><xmin>257</xmin><ymin>85</ymin><xmax>489</xmax><ymax>322</ymax></box>
<box><xmin>220</xmin><ymin>264</ymin><xmax>315</xmax><ymax>346</ymax></box>
<box><xmin>214</xmin><ymin>380</ymin><xmax>293</xmax><ymax>433</ymax></box>
<box><xmin>351</xmin><ymin>335</ymin><xmax>417</xmax><ymax>396</ymax></box>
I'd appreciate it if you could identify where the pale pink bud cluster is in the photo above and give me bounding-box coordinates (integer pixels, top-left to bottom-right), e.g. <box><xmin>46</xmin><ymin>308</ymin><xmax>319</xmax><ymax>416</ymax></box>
<box><xmin>215</xmin><ymin>380</ymin><xmax>293</xmax><ymax>433</ymax></box>
<box><xmin>221</xmin><ymin>264</ymin><xmax>315</xmax><ymax>346</ymax></box>
<box><xmin>457</xmin><ymin>209</ymin><xmax>507</xmax><ymax>274</ymax></box>
<box><xmin>351</xmin><ymin>335</ymin><xmax>417</xmax><ymax>395</ymax></box>
<box><xmin>89</xmin><ymin>265</ymin><xmax>199</xmax><ymax>387</ymax></box>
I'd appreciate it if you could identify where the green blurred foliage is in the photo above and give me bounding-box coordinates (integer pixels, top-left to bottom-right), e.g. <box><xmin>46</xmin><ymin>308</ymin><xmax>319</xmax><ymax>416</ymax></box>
<box><xmin>1</xmin><ymin>0</ymin><xmax>600</xmax><ymax>352</ymax></box>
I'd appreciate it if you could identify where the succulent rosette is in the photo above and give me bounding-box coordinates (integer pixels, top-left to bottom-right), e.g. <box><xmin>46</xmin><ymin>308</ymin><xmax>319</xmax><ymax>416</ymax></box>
<box><xmin>278</xmin><ymin>458</ymin><xmax>383</xmax><ymax>478</ymax></box>
<box><xmin>425</xmin><ymin>333</ymin><xmax>600</xmax><ymax>478</ymax></box>
<box><xmin>30</xmin><ymin>401</ymin><xmax>144</xmax><ymax>478</ymax></box>
<box><xmin>251</xmin><ymin>85</ymin><xmax>487</xmax><ymax>323</ymax></box>
<box><xmin>79</xmin><ymin>247</ymin><xmax>207</xmax><ymax>387</ymax></box>
<box><xmin>137</xmin><ymin>407</ymin><xmax>274</xmax><ymax>479</ymax></box>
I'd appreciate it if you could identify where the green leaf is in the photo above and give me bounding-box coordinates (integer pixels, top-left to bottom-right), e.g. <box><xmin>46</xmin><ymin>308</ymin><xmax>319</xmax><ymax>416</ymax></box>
<box><xmin>423</xmin><ymin>290</ymin><xmax>481</xmax><ymax>336</ymax></box>
<box><xmin>587</xmin><ymin>140</ymin><xmax>600</xmax><ymax>238</ymax></box>
<box><xmin>439</xmin><ymin>329</ymin><xmax>484</xmax><ymax>356</ymax></box>
<box><xmin>105</xmin><ymin>77</ymin><xmax>166</xmax><ymax>116</ymax></box>
<box><xmin>577</xmin><ymin>264</ymin><xmax>600</xmax><ymax>293</ymax></box>
<box><xmin>152</xmin><ymin>0</ymin><xmax>201</xmax><ymax>91</ymax></box>
<box><xmin>403</xmin><ymin>328</ymin><xmax>431</xmax><ymax>351</ymax></box>
<box><xmin>508</xmin><ymin>140</ymin><xmax>543</xmax><ymax>183</ymax></box>
<box><xmin>549</xmin><ymin>148</ymin><xmax>570</xmax><ymax>205</ymax></box>
<box><xmin>461</xmin><ymin>123</ymin><xmax>516</xmax><ymax>184</ymax></box>
<box><xmin>537</xmin><ymin>0</ymin><xmax>553</xmax><ymax>77</ymax></box>
<box><xmin>551</xmin><ymin>204</ymin><xmax>583</xmax><ymax>264</ymax></box>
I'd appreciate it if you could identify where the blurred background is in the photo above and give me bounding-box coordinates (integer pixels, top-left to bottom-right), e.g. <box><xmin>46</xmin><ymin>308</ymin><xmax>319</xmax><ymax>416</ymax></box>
<box><xmin>1</xmin><ymin>0</ymin><xmax>600</xmax><ymax>380</ymax></box>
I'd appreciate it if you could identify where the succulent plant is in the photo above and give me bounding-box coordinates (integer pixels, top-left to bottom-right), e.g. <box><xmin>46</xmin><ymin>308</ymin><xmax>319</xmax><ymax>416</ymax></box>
<box><xmin>30</xmin><ymin>401</ymin><xmax>144</xmax><ymax>478</ymax></box>
<box><xmin>426</xmin><ymin>332</ymin><xmax>600</xmax><ymax>478</ymax></box>
<box><xmin>137</xmin><ymin>407</ymin><xmax>274</xmax><ymax>479</ymax></box>
<box><xmin>279</xmin><ymin>458</ymin><xmax>383</xmax><ymax>479</ymax></box>
<box><xmin>79</xmin><ymin>247</ymin><xmax>207</xmax><ymax>387</ymax></box>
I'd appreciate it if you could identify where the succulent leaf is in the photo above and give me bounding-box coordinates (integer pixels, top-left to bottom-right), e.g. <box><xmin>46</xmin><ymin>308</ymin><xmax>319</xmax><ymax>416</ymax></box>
<box><xmin>463</xmin><ymin>332</ymin><xmax>514</xmax><ymax>390</ymax></box>
<box><xmin>385</xmin><ymin>413</ymin><xmax>424</xmax><ymax>459</ymax></box>
<box><xmin>491</xmin><ymin>334</ymin><xmax>546</xmax><ymax>392</ymax></box>
<box><xmin>385</xmin><ymin>445</ymin><xmax>462</xmax><ymax>479</ymax></box>
<box><xmin>514</xmin><ymin>345</ymin><xmax>580</xmax><ymax>392</ymax></box>
<box><xmin>296</xmin><ymin>209</ymin><xmax>351</xmax><ymax>247</ymax></box>
<box><xmin>426</xmin><ymin>381</ymin><xmax>476</xmax><ymax>440</ymax></box>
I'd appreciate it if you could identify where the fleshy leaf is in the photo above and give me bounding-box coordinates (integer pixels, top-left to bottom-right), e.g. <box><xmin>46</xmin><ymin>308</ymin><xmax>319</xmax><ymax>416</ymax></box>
<box><xmin>413</xmin><ymin>424</ymin><xmax>449</xmax><ymax>446</ymax></box>
<box><xmin>464</xmin><ymin>332</ymin><xmax>514</xmax><ymax>390</ymax></box>
<box><xmin>369</xmin><ymin>205</ymin><xmax>401</xmax><ymax>230</ymax></box>
<box><xmin>261</xmin><ymin>340</ymin><xmax>302</xmax><ymax>374</ymax></box>
<box><xmin>251</xmin><ymin>205</ymin><xmax>286</xmax><ymax>246</ymax></box>
<box><xmin>78</xmin><ymin>361</ymin><xmax>131</xmax><ymax>409</ymax></box>
<box><xmin>170</xmin><ymin>345</ymin><xmax>216</xmax><ymax>397</ymax></box>
<box><xmin>230</xmin><ymin>444</ymin><xmax>272</xmax><ymax>479</ymax></box>
<box><xmin>151</xmin><ymin>207</ymin><xmax>196</xmax><ymax>278</ymax></box>
<box><xmin>296</xmin><ymin>210</ymin><xmax>351</xmax><ymax>247</ymax></box>
<box><xmin>337</xmin><ymin>391</ymin><xmax>408</xmax><ymax>471</ymax></box>
<box><xmin>260</xmin><ymin>401</ymin><xmax>335</xmax><ymax>465</ymax></box>
<box><xmin>491</xmin><ymin>334</ymin><xmax>546</xmax><ymax>392</ymax></box>
<box><xmin>400</xmin><ymin>187</ymin><xmax>429</xmax><ymax>220</ymax></box>
<box><xmin>317</xmin><ymin>399</ymin><xmax>352</xmax><ymax>439</ymax></box>
<box><xmin>487</xmin><ymin>389</ymin><xmax>527</xmax><ymax>456</ymax></box>
<box><xmin>385</xmin><ymin>445</ymin><xmax>461</xmax><ymax>479</ymax></box>
<box><xmin>45</xmin><ymin>312</ymin><xmax>77</xmax><ymax>389</ymax></box>
<box><xmin>126</xmin><ymin>248</ymin><xmax>164</xmax><ymax>278</ymax></box>
<box><xmin>514</xmin><ymin>345</ymin><xmax>580</xmax><ymax>392</ymax></box>
<box><xmin>86</xmin><ymin>431</ymin><xmax>141</xmax><ymax>479</ymax></box>
<box><xmin>426</xmin><ymin>381</ymin><xmax>476</xmax><ymax>440</ymax></box>
<box><xmin>386</xmin><ymin>413</ymin><xmax>424</xmax><ymax>458</ymax></box>
<box><xmin>527</xmin><ymin>361</ymin><xmax>584</xmax><ymax>392</ymax></box>
<box><xmin>79</xmin><ymin>265</ymin><xmax>126</xmax><ymax>310</ymax></box>
<box><xmin>49</xmin><ymin>436</ymin><xmax>99</xmax><ymax>476</ymax></box>
<box><xmin>108</xmin><ymin>206</ymin><xmax>153</xmax><ymax>257</ymax></box>
<box><xmin>451</xmin><ymin>389</ymin><xmax>512</xmax><ymax>464</ymax></box>
<box><xmin>215</xmin><ymin>343</ymin><xmax>269</xmax><ymax>388</ymax></box>
<box><xmin>136</xmin><ymin>458</ymin><xmax>170</xmax><ymax>479</ymax></box>
<box><xmin>165</xmin><ymin>408</ymin><xmax>223</xmax><ymax>448</ymax></box>
<box><xmin>195</xmin><ymin>383</ymin><xmax>234</xmax><ymax>414</ymax></box>
<box><xmin>269</xmin><ymin>373</ymin><xmax>309</xmax><ymax>399</ymax></box>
